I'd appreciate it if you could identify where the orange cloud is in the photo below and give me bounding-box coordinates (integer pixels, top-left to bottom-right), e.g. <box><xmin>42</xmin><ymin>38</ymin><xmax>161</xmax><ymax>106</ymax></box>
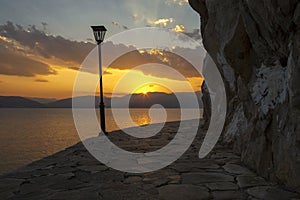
<box><xmin>0</xmin><ymin>21</ymin><xmax>94</xmax><ymax>67</ymax></box>
<box><xmin>166</xmin><ymin>0</ymin><xmax>189</xmax><ymax>6</ymax></box>
<box><xmin>107</xmin><ymin>47</ymin><xmax>202</xmax><ymax>80</ymax></box>
<box><xmin>35</xmin><ymin>79</ymin><xmax>49</xmax><ymax>83</ymax></box>
<box><xmin>173</xmin><ymin>25</ymin><xmax>185</xmax><ymax>32</ymax></box>
<box><xmin>0</xmin><ymin>40</ymin><xmax>56</xmax><ymax>77</ymax></box>
<box><xmin>147</xmin><ymin>18</ymin><xmax>174</xmax><ymax>27</ymax></box>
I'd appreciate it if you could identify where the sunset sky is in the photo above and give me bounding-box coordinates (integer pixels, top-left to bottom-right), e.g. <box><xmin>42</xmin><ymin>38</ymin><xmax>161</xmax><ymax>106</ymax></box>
<box><xmin>0</xmin><ymin>0</ymin><xmax>203</xmax><ymax>99</ymax></box>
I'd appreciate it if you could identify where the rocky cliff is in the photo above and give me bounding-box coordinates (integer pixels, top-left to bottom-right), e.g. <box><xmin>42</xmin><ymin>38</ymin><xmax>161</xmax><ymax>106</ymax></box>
<box><xmin>189</xmin><ymin>0</ymin><xmax>300</xmax><ymax>190</ymax></box>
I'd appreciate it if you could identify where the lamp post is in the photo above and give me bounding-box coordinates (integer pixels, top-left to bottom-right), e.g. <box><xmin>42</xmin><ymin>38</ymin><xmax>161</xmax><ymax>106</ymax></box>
<box><xmin>91</xmin><ymin>25</ymin><xmax>107</xmax><ymax>135</ymax></box>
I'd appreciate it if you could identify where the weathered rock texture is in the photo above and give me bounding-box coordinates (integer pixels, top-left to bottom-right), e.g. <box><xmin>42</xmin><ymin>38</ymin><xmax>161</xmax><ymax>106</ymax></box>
<box><xmin>189</xmin><ymin>0</ymin><xmax>300</xmax><ymax>190</ymax></box>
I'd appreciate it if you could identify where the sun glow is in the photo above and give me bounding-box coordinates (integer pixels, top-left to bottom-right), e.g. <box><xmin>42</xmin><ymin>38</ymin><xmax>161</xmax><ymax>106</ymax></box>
<box><xmin>133</xmin><ymin>83</ymin><xmax>173</xmax><ymax>95</ymax></box>
<box><xmin>143</xmin><ymin>90</ymin><xmax>148</xmax><ymax>95</ymax></box>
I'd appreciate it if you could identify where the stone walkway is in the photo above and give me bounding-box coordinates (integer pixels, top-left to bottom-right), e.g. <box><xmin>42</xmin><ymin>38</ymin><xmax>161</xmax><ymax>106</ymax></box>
<box><xmin>0</xmin><ymin>120</ymin><xmax>299</xmax><ymax>200</ymax></box>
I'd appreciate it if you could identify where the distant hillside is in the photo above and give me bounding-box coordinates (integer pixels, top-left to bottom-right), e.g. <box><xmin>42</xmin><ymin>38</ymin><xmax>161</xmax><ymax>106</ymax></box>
<box><xmin>0</xmin><ymin>96</ymin><xmax>45</xmax><ymax>108</ymax></box>
<box><xmin>47</xmin><ymin>96</ymin><xmax>109</xmax><ymax>108</ymax></box>
<box><xmin>27</xmin><ymin>97</ymin><xmax>57</xmax><ymax>104</ymax></box>
<box><xmin>0</xmin><ymin>93</ymin><xmax>203</xmax><ymax>108</ymax></box>
<box><xmin>59</xmin><ymin>92</ymin><xmax>203</xmax><ymax>108</ymax></box>
<box><xmin>127</xmin><ymin>92</ymin><xmax>203</xmax><ymax>108</ymax></box>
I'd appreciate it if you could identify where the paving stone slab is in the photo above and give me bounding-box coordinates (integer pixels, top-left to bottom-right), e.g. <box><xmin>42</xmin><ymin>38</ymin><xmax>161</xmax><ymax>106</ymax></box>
<box><xmin>237</xmin><ymin>176</ymin><xmax>268</xmax><ymax>188</ymax></box>
<box><xmin>222</xmin><ymin>163</ymin><xmax>254</xmax><ymax>175</ymax></box>
<box><xmin>246</xmin><ymin>186</ymin><xmax>298</xmax><ymax>200</ymax></box>
<box><xmin>124</xmin><ymin>176</ymin><xmax>143</xmax><ymax>184</ymax></box>
<box><xmin>205</xmin><ymin>182</ymin><xmax>239</xmax><ymax>191</ymax></box>
<box><xmin>212</xmin><ymin>190</ymin><xmax>248</xmax><ymax>200</ymax></box>
<box><xmin>50</xmin><ymin>187</ymin><xmax>101</xmax><ymax>200</ymax></box>
<box><xmin>182</xmin><ymin>172</ymin><xmax>234</xmax><ymax>184</ymax></box>
<box><xmin>158</xmin><ymin>184</ymin><xmax>210</xmax><ymax>200</ymax></box>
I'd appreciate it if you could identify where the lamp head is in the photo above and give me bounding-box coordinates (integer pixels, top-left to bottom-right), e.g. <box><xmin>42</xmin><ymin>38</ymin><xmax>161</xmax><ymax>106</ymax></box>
<box><xmin>91</xmin><ymin>25</ymin><xmax>107</xmax><ymax>44</ymax></box>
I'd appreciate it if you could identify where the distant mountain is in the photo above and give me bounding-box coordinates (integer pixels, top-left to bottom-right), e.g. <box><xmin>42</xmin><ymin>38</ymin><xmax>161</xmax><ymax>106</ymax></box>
<box><xmin>124</xmin><ymin>92</ymin><xmax>203</xmax><ymax>108</ymax></box>
<box><xmin>46</xmin><ymin>98</ymin><xmax>73</xmax><ymax>108</ymax></box>
<box><xmin>57</xmin><ymin>92</ymin><xmax>203</xmax><ymax>108</ymax></box>
<box><xmin>0</xmin><ymin>96</ymin><xmax>45</xmax><ymax>108</ymax></box>
<box><xmin>47</xmin><ymin>96</ymin><xmax>108</xmax><ymax>108</ymax></box>
<box><xmin>0</xmin><ymin>92</ymin><xmax>203</xmax><ymax>108</ymax></box>
<box><xmin>27</xmin><ymin>97</ymin><xmax>57</xmax><ymax>104</ymax></box>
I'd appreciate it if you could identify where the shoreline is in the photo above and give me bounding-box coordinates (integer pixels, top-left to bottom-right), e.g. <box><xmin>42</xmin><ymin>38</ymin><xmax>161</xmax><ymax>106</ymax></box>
<box><xmin>0</xmin><ymin>119</ymin><xmax>199</xmax><ymax>176</ymax></box>
<box><xmin>1</xmin><ymin>119</ymin><xmax>299</xmax><ymax>199</ymax></box>
<box><xmin>0</xmin><ymin>109</ymin><xmax>202</xmax><ymax>176</ymax></box>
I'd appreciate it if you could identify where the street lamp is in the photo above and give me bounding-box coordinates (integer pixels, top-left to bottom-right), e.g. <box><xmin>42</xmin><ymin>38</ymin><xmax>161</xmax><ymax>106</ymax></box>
<box><xmin>91</xmin><ymin>25</ymin><xmax>107</xmax><ymax>135</ymax></box>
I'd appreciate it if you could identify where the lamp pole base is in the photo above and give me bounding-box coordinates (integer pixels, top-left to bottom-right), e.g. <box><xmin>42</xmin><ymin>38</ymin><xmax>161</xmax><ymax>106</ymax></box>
<box><xmin>99</xmin><ymin>102</ymin><xmax>107</xmax><ymax>135</ymax></box>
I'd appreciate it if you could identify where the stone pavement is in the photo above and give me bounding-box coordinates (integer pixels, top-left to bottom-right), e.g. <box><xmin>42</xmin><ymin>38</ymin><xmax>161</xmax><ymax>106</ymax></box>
<box><xmin>0</xmin><ymin>120</ymin><xmax>299</xmax><ymax>200</ymax></box>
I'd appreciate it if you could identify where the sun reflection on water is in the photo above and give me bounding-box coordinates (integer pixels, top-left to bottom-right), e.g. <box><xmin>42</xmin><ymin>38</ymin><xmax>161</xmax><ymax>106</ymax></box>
<box><xmin>131</xmin><ymin>111</ymin><xmax>151</xmax><ymax>126</ymax></box>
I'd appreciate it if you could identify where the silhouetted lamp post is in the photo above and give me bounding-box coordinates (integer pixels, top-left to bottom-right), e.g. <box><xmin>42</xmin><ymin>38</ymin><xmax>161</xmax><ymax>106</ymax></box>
<box><xmin>91</xmin><ymin>25</ymin><xmax>107</xmax><ymax>135</ymax></box>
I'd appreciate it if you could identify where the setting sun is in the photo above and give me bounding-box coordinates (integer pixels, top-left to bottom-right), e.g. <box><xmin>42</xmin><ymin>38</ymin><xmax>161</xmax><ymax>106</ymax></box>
<box><xmin>133</xmin><ymin>83</ymin><xmax>174</xmax><ymax>95</ymax></box>
<box><xmin>143</xmin><ymin>90</ymin><xmax>148</xmax><ymax>95</ymax></box>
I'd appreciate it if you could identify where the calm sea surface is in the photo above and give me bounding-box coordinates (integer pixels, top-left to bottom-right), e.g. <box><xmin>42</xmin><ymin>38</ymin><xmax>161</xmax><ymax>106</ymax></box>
<box><xmin>0</xmin><ymin>108</ymin><xmax>202</xmax><ymax>174</ymax></box>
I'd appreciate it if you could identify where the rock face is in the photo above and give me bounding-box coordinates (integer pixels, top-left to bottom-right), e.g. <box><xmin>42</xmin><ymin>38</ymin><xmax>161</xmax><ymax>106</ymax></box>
<box><xmin>189</xmin><ymin>0</ymin><xmax>300</xmax><ymax>190</ymax></box>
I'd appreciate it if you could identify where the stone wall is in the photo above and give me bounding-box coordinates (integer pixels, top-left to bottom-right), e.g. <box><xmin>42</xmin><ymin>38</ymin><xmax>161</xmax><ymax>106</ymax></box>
<box><xmin>189</xmin><ymin>0</ymin><xmax>300</xmax><ymax>190</ymax></box>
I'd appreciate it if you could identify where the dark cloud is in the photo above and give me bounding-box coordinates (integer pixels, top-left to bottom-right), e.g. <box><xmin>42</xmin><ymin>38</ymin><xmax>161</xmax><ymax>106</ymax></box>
<box><xmin>0</xmin><ymin>40</ymin><xmax>56</xmax><ymax>77</ymax></box>
<box><xmin>79</xmin><ymin>40</ymin><xmax>203</xmax><ymax>80</ymax></box>
<box><xmin>106</xmin><ymin>46</ymin><xmax>203</xmax><ymax>80</ymax></box>
<box><xmin>0</xmin><ymin>21</ymin><xmax>95</xmax><ymax>65</ymax></box>
<box><xmin>35</xmin><ymin>79</ymin><xmax>49</xmax><ymax>82</ymax></box>
<box><xmin>182</xmin><ymin>29</ymin><xmax>202</xmax><ymax>41</ymax></box>
<box><xmin>103</xmin><ymin>71</ymin><xmax>112</xmax><ymax>75</ymax></box>
<box><xmin>68</xmin><ymin>66</ymin><xmax>80</xmax><ymax>71</ymax></box>
<box><xmin>41</xmin><ymin>22</ymin><xmax>48</xmax><ymax>31</ymax></box>
<box><xmin>112</xmin><ymin>21</ymin><xmax>129</xmax><ymax>30</ymax></box>
<box><xmin>0</xmin><ymin>21</ymin><xmax>203</xmax><ymax>80</ymax></box>
<box><xmin>86</xmin><ymin>38</ymin><xmax>94</xmax><ymax>42</ymax></box>
<box><xmin>112</xmin><ymin>21</ymin><xmax>119</xmax><ymax>26</ymax></box>
<box><xmin>104</xmin><ymin>92</ymin><xmax>130</xmax><ymax>97</ymax></box>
